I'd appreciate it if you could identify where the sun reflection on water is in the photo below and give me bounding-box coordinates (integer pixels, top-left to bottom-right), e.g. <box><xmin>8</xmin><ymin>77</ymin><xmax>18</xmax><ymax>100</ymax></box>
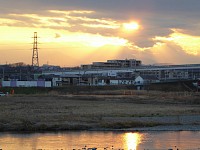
<box><xmin>124</xmin><ymin>133</ymin><xmax>142</xmax><ymax>150</ymax></box>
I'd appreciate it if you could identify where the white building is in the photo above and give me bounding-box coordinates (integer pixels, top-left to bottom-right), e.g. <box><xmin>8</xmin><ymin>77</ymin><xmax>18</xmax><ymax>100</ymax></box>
<box><xmin>2</xmin><ymin>80</ymin><xmax>51</xmax><ymax>87</ymax></box>
<box><xmin>135</xmin><ymin>75</ymin><xmax>160</xmax><ymax>85</ymax></box>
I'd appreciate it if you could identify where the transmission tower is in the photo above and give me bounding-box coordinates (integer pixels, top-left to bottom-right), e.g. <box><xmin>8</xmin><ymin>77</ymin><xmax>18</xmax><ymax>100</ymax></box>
<box><xmin>32</xmin><ymin>32</ymin><xmax>39</xmax><ymax>67</ymax></box>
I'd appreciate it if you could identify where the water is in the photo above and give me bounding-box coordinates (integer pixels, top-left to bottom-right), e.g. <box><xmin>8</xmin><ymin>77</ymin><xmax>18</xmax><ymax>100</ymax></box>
<box><xmin>0</xmin><ymin>131</ymin><xmax>199</xmax><ymax>150</ymax></box>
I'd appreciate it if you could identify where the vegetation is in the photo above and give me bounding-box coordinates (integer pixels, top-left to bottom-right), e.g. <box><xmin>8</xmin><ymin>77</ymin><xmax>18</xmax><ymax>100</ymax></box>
<box><xmin>0</xmin><ymin>91</ymin><xmax>199</xmax><ymax>131</ymax></box>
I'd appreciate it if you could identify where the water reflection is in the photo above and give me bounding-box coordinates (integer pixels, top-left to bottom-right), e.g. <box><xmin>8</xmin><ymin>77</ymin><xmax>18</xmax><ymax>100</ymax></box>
<box><xmin>124</xmin><ymin>133</ymin><xmax>142</xmax><ymax>150</ymax></box>
<box><xmin>0</xmin><ymin>131</ymin><xmax>199</xmax><ymax>150</ymax></box>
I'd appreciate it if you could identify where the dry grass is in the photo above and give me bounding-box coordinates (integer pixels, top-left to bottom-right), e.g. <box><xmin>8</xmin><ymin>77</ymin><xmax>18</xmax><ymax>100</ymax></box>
<box><xmin>0</xmin><ymin>91</ymin><xmax>200</xmax><ymax>131</ymax></box>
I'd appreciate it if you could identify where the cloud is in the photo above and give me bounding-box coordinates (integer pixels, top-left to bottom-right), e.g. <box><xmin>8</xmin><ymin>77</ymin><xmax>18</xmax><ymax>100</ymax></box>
<box><xmin>0</xmin><ymin>10</ymin><xmax>120</xmax><ymax>33</ymax></box>
<box><xmin>1</xmin><ymin>0</ymin><xmax>200</xmax><ymax>66</ymax></box>
<box><xmin>154</xmin><ymin>29</ymin><xmax>200</xmax><ymax>55</ymax></box>
<box><xmin>1</xmin><ymin>0</ymin><xmax>200</xmax><ymax>50</ymax></box>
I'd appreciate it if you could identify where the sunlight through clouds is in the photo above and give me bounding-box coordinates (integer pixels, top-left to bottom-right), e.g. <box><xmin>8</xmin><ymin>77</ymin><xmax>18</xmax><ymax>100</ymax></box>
<box><xmin>9</xmin><ymin>13</ymin><xmax>71</xmax><ymax>28</ymax></box>
<box><xmin>42</xmin><ymin>32</ymin><xmax>128</xmax><ymax>47</ymax></box>
<box><xmin>1</xmin><ymin>9</ymin><xmax>131</xmax><ymax>49</ymax></box>
<box><xmin>154</xmin><ymin>29</ymin><xmax>200</xmax><ymax>55</ymax></box>
<box><xmin>0</xmin><ymin>18</ymin><xmax>20</xmax><ymax>26</ymax></box>
<box><xmin>81</xmin><ymin>23</ymin><xmax>119</xmax><ymax>29</ymax></box>
<box><xmin>4</xmin><ymin>9</ymin><xmax>122</xmax><ymax>33</ymax></box>
<box><xmin>1</xmin><ymin>0</ymin><xmax>200</xmax><ymax>66</ymax></box>
<box><xmin>48</xmin><ymin>9</ymin><xmax>120</xmax><ymax>29</ymax></box>
<box><xmin>49</xmin><ymin>10</ymin><xmax>94</xmax><ymax>15</ymax></box>
<box><xmin>123</xmin><ymin>22</ymin><xmax>140</xmax><ymax>31</ymax></box>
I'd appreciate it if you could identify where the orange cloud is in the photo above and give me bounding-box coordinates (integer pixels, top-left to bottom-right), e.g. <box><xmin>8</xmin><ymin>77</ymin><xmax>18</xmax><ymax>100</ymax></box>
<box><xmin>153</xmin><ymin>29</ymin><xmax>200</xmax><ymax>55</ymax></box>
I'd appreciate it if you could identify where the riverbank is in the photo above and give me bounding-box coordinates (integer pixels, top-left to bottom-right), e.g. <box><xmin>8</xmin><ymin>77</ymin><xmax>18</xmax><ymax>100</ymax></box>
<box><xmin>0</xmin><ymin>91</ymin><xmax>200</xmax><ymax>131</ymax></box>
<box><xmin>117</xmin><ymin>125</ymin><xmax>200</xmax><ymax>131</ymax></box>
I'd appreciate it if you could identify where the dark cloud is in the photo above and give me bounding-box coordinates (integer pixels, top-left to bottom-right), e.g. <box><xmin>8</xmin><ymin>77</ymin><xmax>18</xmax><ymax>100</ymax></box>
<box><xmin>1</xmin><ymin>0</ymin><xmax>200</xmax><ymax>61</ymax></box>
<box><xmin>2</xmin><ymin>0</ymin><xmax>200</xmax><ymax>15</ymax></box>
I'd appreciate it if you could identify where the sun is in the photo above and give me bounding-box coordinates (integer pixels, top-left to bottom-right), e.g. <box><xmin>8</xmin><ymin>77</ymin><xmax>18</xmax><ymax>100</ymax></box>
<box><xmin>123</xmin><ymin>22</ymin><xmax>139</xmax><ymax>31</ymax></box>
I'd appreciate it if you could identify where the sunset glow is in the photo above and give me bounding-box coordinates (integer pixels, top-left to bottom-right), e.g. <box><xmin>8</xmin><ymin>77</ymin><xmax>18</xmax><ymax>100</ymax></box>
<box><xmin>123</xmin><ymin>22</ymin><xmax>140</xmax><ymax>31</ymax></box>
<box><xmin>124</xmin><ymin>133</ymin><xmax>142</xmax><ymax>150</ymax></box>
<box><xmin>154</xmin><ymin>29</ymin><xmax>200</xmax><ymax>55</ymax></box>
<box><xmin>0</xmin><ymin>0</ymin><xmax>200</xmax><ymax>66</ymax></box>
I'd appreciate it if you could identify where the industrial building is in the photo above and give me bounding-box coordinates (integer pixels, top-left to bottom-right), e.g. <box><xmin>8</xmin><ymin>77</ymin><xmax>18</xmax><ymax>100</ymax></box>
<box><xmin>81</xmin><ymin>59</ymin><xmax>141</xmax><ymax>69</ymax></box>
<box><xmin>43</xmin><ymin>62</ymin><xmax>200</xmax><ymax>87</ymax></box>
<box><xmin>1</xmin><ymin>59</ymin><xmax>200</xmax><ymax>87</ymax></box>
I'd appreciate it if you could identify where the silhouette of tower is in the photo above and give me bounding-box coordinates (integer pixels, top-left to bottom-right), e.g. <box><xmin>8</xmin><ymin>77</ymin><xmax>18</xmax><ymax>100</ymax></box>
<box><xmin>32</xmin><ymin>32</ymin><xmax>39</xmax><ymax>67</ymax></box>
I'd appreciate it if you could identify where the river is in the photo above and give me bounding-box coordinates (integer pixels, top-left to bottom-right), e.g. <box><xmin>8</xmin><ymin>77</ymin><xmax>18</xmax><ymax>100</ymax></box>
<box><xmin>0</xmin><ymin>131</ymin><xmax>199</xmax><ymax>150</ymax></box>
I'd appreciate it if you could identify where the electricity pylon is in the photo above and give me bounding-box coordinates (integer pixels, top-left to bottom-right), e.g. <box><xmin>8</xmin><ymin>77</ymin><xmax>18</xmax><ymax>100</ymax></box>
<box><xmin>32</xmin><ymin>32</ymin><xmax>39</xmax><ymax>67</ymax></box>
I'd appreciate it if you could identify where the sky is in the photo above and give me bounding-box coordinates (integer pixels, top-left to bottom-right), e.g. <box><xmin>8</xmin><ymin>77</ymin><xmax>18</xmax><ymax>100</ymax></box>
<box><xmin>0</xmin><ymin>0</ymin><xmax>200</xmax><ymax>67</ymax></box>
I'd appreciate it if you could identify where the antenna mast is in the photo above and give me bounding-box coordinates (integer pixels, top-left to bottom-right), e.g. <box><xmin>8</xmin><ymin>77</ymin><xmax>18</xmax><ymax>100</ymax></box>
<box><xmin>32</xmin><ymin>32</ymin><xmax>39</xmax><ymax>67</ymax></box>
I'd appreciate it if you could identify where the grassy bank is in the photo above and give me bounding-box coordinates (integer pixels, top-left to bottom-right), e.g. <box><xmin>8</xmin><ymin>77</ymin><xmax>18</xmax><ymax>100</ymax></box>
<box><xmin>0</xmin><ymin>92</ymin><xmax>200</xmax><ymax>131</ymax></box>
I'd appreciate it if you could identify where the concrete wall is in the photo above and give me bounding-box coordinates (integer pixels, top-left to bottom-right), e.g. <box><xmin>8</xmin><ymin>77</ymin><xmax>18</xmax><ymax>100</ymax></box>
<box><xmin>2</xmin><ymin>81</ymin><xmax>51</xmax><ymax>87</ymax></box>
<box><xmin>2</xmin><ymin>81</ymin><xmax>10</xmax><ymax>87</ymax></box>
<box><xmin>45</xmin><ymin>82</ymin><xmax>52</xmax><ymax>87</ymax></box>
<box><xmin>17</xmin><ymin>81</ymin><xmax>37</xmax><ymax>87</ymax></box>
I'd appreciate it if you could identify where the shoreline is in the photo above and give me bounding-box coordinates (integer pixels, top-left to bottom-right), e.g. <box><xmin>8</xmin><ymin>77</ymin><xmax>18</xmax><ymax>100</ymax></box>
<box><xmin>92</xmin><ymin>125</ymin><xmax>200</xmax><ymax>132</ymax></box>
<box><xmin>1</xmin><ymin>115</ymin><xmax>200</xmax><ymax>132</ymax></box>
<box><xmin>1</xmin><ymin>125</ymin><xmax>200</xmax><ymax>133</ymax></box>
